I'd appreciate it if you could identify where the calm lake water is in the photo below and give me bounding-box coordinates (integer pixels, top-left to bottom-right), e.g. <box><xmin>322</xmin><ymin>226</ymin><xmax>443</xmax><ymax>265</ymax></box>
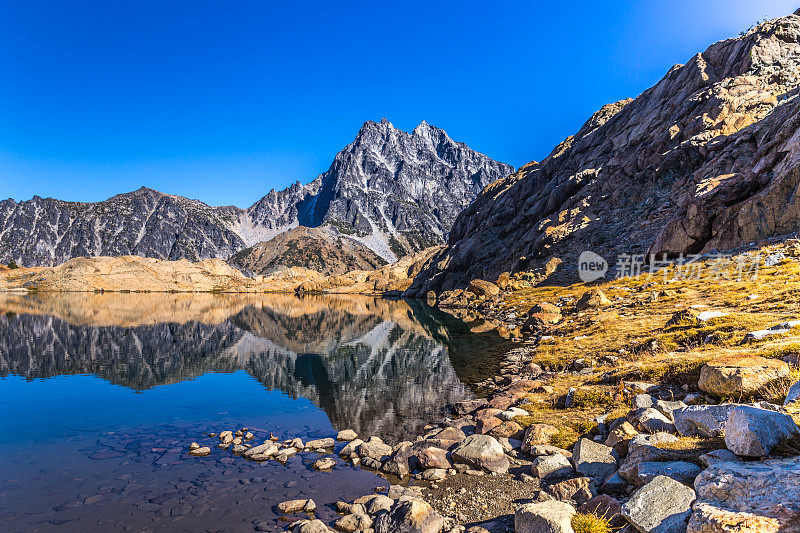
<box><xmin>0</xmin><ymin>293</ymin><xmax>508</xmax><ymax>532</ymax></box>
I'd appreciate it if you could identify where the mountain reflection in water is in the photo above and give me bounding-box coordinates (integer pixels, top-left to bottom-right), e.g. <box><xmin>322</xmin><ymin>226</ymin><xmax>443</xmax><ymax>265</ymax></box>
<box><xmin>0</xmin><ymin>293</ymin><xmax>506</xmax><ymax>442</ymax></box>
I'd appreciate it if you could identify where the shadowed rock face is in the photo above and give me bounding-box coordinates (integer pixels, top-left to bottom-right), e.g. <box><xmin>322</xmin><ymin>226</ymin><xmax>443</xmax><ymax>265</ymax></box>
<box><xmin>0</xmin><ymin>294</ymin><xmax>496</xmax><ymax>442</ymax></box>
<box><xmin>0</xmin><ymin>120</ymin><xmax>511</xmax><ymax>267</ymax></box>
<box><xmin>408</xmin><ymin>12</ymin><xmax>800</xmax><ymax>293</ymax></box>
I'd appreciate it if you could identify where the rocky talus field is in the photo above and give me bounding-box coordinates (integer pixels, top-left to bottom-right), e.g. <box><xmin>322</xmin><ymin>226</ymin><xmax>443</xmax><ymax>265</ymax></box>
<box><xmin>228</xmin><ymin>226</ymin><xmax>388</xmax><ymax>276</ymax></box>
<box><xmin>0</xmin><ymin>246</ymin><xmax>440</xmax><ymax>294</ymax></box>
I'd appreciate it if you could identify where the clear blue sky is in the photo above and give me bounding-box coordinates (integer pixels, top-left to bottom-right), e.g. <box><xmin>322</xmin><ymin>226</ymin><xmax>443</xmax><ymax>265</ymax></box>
<box><xmin>2</xmin><ymin>1</ymin><xmax>798</xmax><ymax>208</ymax></box>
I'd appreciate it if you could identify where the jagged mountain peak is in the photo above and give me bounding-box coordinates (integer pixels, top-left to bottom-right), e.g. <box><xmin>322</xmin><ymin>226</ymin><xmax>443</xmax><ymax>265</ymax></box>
<box><xmin>353</xmin><ymin>118</ymin><xmax>450</xmax><ymax>147</ymax></box>
<box><xmin>109</xmin><ymin>186</ymin><xmax>167</xmax><ymax>200</ymax></box>
<box><xmin>246</xmin><ymin>119</ymin><xmax>513</xmax><ymax>262</ymax></box>
<box><xmin>0</xmin><ymin>119</ymin><xmax>511</xmax><ymax>267</ymax></box>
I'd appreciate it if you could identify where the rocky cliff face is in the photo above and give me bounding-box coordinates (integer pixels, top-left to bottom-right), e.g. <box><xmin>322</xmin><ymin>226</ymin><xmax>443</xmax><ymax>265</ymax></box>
<box><xmin>0</xmin><ymin>121</ymin><xmax>511</xmax><ymax>267</ymax></box>
<box><xmin>279</xmin><ymin>119</ymin><xmax>513</xmax><ymax>261</ymax></box>
<box><xmin>409</xmin><ymin>11</ymin><xmax>800</xmax><ymax>293</ymax></box>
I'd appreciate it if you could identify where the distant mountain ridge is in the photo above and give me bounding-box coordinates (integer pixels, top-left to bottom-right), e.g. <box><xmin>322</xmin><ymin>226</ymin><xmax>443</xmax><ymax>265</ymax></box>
<box><xmin>0</xmin><ymin>119</ymin><xmax>512</xmax><ymax>267</ymax></box>
<box><xmin>228</xmin><ymin>226</ymin><xmax>387</xmax><ymax>276</ymax></box>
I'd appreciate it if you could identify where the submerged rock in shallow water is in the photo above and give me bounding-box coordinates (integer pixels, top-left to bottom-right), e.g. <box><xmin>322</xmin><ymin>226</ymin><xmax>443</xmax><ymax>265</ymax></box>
<box><xmin>188</xmin><ymin>446</ymin><xmax>211</xmax><ymax>456</ymax></box>
<box><xmin>312</xmin><ymin>457</ymin><xmax>336</xmax><ymax>470</ymax></box>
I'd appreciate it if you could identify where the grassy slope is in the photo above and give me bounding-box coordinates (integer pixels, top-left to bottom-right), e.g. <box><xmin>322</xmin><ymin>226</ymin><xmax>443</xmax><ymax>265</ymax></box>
<box><xmin>489</xmin><ymin>246</ymin><xmax>800</xmax><ymax>452</ymax></box>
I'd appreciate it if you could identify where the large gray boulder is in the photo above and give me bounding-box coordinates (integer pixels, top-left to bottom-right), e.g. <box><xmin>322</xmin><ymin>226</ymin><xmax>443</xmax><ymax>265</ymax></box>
<box><xmin>637</xmin><ymin>408</ymin><xmax>676</xmax><ymax>434</ymax></box>
<box><xmin>572</xmin><ymin>438</ymin><xmax>618</xmax><ymax>481</ymax></box>
<box><xmin>634</xmin><ymin>461</ymin><xmax>702</xmax><ymax>486</ymax></box>
<box><xmin>724</xmin><ymin>405</ymin><xmax>800</xmax><ymax>457</ymax></box>
<box><xmin>654</xmin><ymin>400</ymin><xmax>688</xmax><ymax>422</ymax></box>
<box><xmin>622</xmin><ymin>476</ymin><xmax>695</xmax><ymax>533</ymax></box>
<box><xmin>451</xmin><ymin>434</ymin><xmax>509</xmax><ymax>473</ymax></box>
<box><xmin>688</xmin><ymin>456</ymin><xmax>800</xmax><ymax>533</ymax></box>
<box><xmin>532</xmin><ymin>453</ymin><xmax>574</xmax><ymax>480</ymax></box>
<box><xmin>374</xmin><ymin>498</ymin><xmax>444</xmax><ymax>533</ymax></box>
<box><xmin>673</xmin><ymin>404</ymin><xmax>742</xmax><ymax>437</ymax></box>
<box><xmin>358</xmin><ymin>436</ymin><xmax>393</xmax><ymax>461</ymax></box>
<box><xmin>618</xmin><ymin>445</ymin><xmax>679</xmax><ymax>484</ymax></box>
<box><xmin>514</xmin><ymin>501</ymin><xmax>576</xmax><ymax>533</ymax></box>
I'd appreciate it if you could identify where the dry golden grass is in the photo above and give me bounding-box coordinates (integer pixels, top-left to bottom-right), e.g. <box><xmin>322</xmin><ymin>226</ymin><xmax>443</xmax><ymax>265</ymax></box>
<box><xmin>657</xmin><ymin>436</ymin><xmax>726</xmax><ymax>454</ymax></box>
<box><xmin>571</xmin><ymin>513</ymin><xmax>612</xmax><ymax>533</ymax></box>
<box><xmin>491</xmin><ymin>247</ymin><xmax>800</xmax><ymax>446</ymax></box>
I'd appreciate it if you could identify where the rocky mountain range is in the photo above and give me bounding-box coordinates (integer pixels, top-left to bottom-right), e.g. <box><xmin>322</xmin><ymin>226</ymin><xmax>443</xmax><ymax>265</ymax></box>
<box><xmin>0</xmin><ymin>120</ymin><xmax>512</xmax><ymax>268</ymax></box>
<box><xmin>409</xmin><ymin>10</ymin><xmax>800</xmax><ymax>293</ymax></box>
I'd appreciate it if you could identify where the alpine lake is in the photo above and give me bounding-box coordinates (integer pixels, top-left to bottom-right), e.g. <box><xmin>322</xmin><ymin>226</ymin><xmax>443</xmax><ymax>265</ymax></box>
<box><xmin>0</xmin><ymin>292</ymin><xmax>512</xmax><ymax>532</ymax></box>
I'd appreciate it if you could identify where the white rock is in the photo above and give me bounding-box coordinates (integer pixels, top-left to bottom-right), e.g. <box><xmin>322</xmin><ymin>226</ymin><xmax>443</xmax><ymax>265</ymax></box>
<box><xmin>514</xmin><ymin>501</ymin><xmax>575</xmax><ymax>533</ymax></box>
<box><xmin>337</xmin><ymin>429</ymin><xmax>358</xmax><ymax>442</ymax></box>
<box><xmin>696</xmin><ymin>311</ymin><xmax>727</xmax><ymax>321</ymax></box>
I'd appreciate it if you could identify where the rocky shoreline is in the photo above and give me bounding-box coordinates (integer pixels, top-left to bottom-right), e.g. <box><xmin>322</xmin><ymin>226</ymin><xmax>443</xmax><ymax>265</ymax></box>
<box><xmin>185</xmin><ymin>332</ymin><xmax>800</xmax><ymax>532</ymax></box>
<box><xmin>180</xmin><ymin>268</ymin><xmax>800</xmax><ymax>533</ymax></box>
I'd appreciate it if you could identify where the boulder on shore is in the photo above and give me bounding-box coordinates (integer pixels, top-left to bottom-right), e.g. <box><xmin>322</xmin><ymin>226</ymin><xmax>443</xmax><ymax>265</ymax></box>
<box><xmin>673</xmin><ymin>404</ymin><xmax>741</xmax><ymax>437</ymax></box>
<box><xmin>451</xmin><ymin>434</ymin><xmax>509</xmax><ymax>473</ymax></box>
<box><xmin>622</xmin><ymin>476</ymin><xmax>695</xmax><ymax>533</ymax></box>
<box><xmin>547</xmin><ymin>477</ymin><xmax>597</xmax><ymax>506</ymax></box>
<box><xmin>466</xmin><ymin>279</ymin><xmax>500</xmax><ymax>299</ymax></box>
<box><xmin>514</xmin><ymin>501</ymin><xmax>575</xmax><ymax>533</ymax></box>
<box><xmin>724</xmin><ymin>405</ymin><xmax>800</xmax><ymax>457</ymax></box>
<box><xmin>522</xmin><ymin>424</ymin><xmax>560</xmax><ymax>452</ymax></box>
<box><xmin>572</xmin><ymin>438</ymin><xmax>618</xmax><ymax>481</ymax></box>
<box><xmin>633</xmin><ymin>461</ymin><xmax>702</xmax><ymax>487</ymax></box>
<box><xmin>374</xmin><ymin>498</ymin><xmax>444</xmax><ymax>533</ymax></box>
<box><xmin>698</xmin><ymin>356</ymin><xmax>790</xmax><ymax>397</ymax></box>
<box><xmin>576</xmin><ymin>289</ymin><xmax>610</xmax><ymax>311</ymax></box>
<box><xmin>689</xmin><ymin>456</ymin><xmax>800</xmax><ymax>533</ymax></box>
<box><xmin>532</xmin><ymin>453</ymin><xmax>574</xmax><ymax>480</ymax></box>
